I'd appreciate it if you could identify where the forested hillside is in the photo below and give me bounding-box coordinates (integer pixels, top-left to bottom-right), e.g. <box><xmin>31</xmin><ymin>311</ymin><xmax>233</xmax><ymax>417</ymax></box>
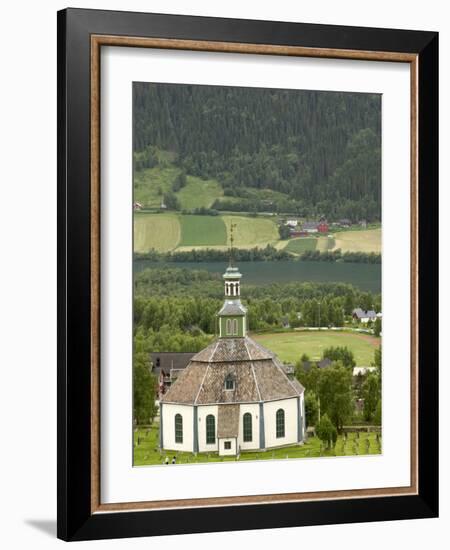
<box><xmin>133</xmin><ymin>83</ymin><xmax>381</xmax><ymax>221</ymax></box>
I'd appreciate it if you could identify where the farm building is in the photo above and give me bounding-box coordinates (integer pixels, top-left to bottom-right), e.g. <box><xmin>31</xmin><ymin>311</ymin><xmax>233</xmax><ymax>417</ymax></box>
<box><xmin>159</xmin><ymin>264</ymin><xmax>305</xmax><ymax>456</ymax></box>
<box><xmin>352</xmin><ymin>308</ymin><xmax>378</xmax><ymax>323</ymax></box>
<box><xmin>317</xmin><ymin>221</ymin><xmax>329</xmax><ymax>233</ymax></box>
<box><xmin>302</xmin><ymin>221</ymin><xmax>319</xmax><ymax>233</ymax></box>
<box><xmin>285</xmin><ymin>219</ymin><xmax>298</xmax><ymax>228</ymax></box>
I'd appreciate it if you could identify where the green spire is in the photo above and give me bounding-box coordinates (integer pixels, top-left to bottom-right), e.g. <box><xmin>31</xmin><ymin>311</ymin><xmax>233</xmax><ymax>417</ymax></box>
<box><xmin>217</xmin><ymin>224</ymin><xmax>247</xmax><ymax>338</ymax></box>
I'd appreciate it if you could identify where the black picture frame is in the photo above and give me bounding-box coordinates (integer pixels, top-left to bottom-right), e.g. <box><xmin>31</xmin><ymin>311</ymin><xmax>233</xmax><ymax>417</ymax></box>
<box><xmin>57</xmin><ymin>7</ymin><xmax>438</xmax><ymax>541</ymax></box>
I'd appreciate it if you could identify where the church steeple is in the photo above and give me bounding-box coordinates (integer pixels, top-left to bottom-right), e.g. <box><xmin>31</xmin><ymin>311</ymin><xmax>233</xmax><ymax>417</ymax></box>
<box><xmin>217</xmin><ymin>223</ymin><xmax>247</xmax><ymax>338</ymax></box>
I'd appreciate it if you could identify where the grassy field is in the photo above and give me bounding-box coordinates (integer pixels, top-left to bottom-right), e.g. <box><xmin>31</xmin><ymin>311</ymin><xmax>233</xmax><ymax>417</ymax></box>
<box><xmin>222</xmin><ymin>215</ymin><xmax>279</xmax><ymax>248</ymax></box>
<box><xmin>134</xmin><ymin>213</ymin><xmax>181</xmax><ymax>253</ymax></box>
<box><xmin>134</xmin><ymin>166</ymin><xmax>223</xmax><ymax>210</ymax></box>
<box><xmin>133</xmin><ymin>424</ymin><xmax>381</xmax><ymax>466</ymax></box>
<box><xmin>285</xmin><ymin>237</ymin><xmax>317</xmax><ymax>254</ymax></box>
<box><xmin>134</xmin><ymin>166</ymin><xmax>180</xmax><ymax>208</ymax></box>
<box><xmin>252</xmin><ymin>330</ymin><xmax>380</xmax><ymax>366</ymax></box>
<box><xmin>179</xmin><ymin>215</ymin><xmax>227</xmax><ymax>247</ymax></box>
<box><xmin>177</xmin><ymin>176</ymin><xmax>223</xmax><ymax>209</ymax></box>
<box><xmin>333</xmin><ymin>228</ymin><xmax>381</xmax><ymax>253</ymax></box>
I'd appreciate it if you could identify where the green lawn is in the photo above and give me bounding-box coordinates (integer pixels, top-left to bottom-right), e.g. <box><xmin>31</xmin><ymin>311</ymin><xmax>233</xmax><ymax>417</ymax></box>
<box><xmin>133</xmin><ymin>424</ymin><xmax>381</xmax><ymax>466</ymax></box>
<box><xmin>134</xmin><ymin>213</ymin><xmax>181</xmax><ymax>253</ymax></box>
<box><xmin>333</xmin><ymin>228</ymin><xmax>381</xmax><ymax>253</ymax></box>
<box><xmin>178</xmin><ymin>215</ymin><xmax>228</xmax><ymax>247</ymax></box>
<box><xmin>285</xmin><ymin>237</ymin><xmax>317</xmax><ymax>254</ymax></box>
<box><xmin>252</xmin><ymin>330</ymin><xmax>380</xmax><ymax>366</ymax></box>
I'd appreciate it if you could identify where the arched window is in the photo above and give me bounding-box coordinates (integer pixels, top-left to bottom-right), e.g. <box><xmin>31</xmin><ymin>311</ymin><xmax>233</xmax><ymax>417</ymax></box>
<box><xmin>232</xmin><ymin>319</ymin><xmax>238</xmax><ymax>335</ymax></box>
<box><xmin>175</xmin><ymin>414</ymin><xmax>183</xmax><ymax>443</ymax></box>
<box><xmin>226</xmin><ymin>319</ymin><xmax>232</xmax><ymax>335</ymax></box>
<box><xmin>276</xmin><ymin>409</ymin><xmax>285</xmax><ymax>438</ymax></box>
<box><xmin>243</xmin><ymin>413</ymin><xmax>252</xmax><ymax>442</ymax></box>
<box><xmin>206</xmin><ymin>414</ymin><xmax>216</xmax><ymax>444</ymax></box>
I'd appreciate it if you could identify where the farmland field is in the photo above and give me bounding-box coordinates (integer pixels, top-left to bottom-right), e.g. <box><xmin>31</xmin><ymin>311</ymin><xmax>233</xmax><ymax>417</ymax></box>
<box><xmin>134</xmin><ymin>213</ymin><xmax>180</xmax><ymax>253</ymax></box>
<box><xmin>178</xmin><ymin>215</ymin><xmax>227</xmax><ymax>247</ymax></box>
<box><xmin>252</xmin><ymin>330</ymin><xmax>380</xmax><ymax>367</ymax></box>
<box><xmin>333</xmin><ymin>228</ymin><xmax>381</xmax><ymax>253</ymax></box>
<box><xmin>316</xmin><ymin>235</ymin><xmax>335</xmax><ymax>252</ymax></box>
<box><xmin>222</xmin><ymin>215</ymin><xmax>279</xmax><ymax>248</ymax></box>
<box><xmin>285</xmin><ymin>238</ymin><xmax>317</xmax><ymax>254</ymax></box>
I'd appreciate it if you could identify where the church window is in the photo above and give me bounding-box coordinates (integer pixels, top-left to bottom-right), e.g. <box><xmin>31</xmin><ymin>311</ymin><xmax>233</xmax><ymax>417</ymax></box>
<box><xmin>232</xmin><ymin>319</ymin><xmax>238</xmax><ymax>335</ymax></box>
<box><xmin>206</xmin><ymin>414</ymin><xmax>215</xmax><ymax>444</ymax></box>
<box><xmin>276</xmin><ymin>409</ymin><xmax>285</xmax><ymax>438</ymax></box>
<box><xmin>175</xmin><ymin>413</ymin><xmax>183</xmax><ymax>443</ymax></box>
<box><xmin>226</xmin><ymin>319</ymin><xmax>232</xmax><ymax>335</ymax></box>
<box><xmin>243</xmin><ymin>413</ymin><xmax>252</xmax><ymax>442</ymax></box>
<box><xmin>224</xmin><ymin>441</ymin><xmax>231</xmax><ymax>450</ymax></box>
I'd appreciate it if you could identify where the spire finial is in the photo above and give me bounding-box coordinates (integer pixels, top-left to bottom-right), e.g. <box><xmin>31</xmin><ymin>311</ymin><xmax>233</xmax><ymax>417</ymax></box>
<box><xmin>229</xmin><ymin>222</ymin><xmax>237</xmax><ymax>266</ymax></box>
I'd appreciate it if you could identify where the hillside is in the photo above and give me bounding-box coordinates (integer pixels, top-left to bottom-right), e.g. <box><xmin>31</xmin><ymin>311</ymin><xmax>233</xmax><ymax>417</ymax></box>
<box><xmin>133</xmin><ymin>83</ymin><xmax>381</xmax><ymax>221</ymax></box>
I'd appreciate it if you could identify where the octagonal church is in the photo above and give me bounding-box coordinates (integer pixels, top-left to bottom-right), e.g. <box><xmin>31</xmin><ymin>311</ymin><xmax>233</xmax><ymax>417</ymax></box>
<box><xmin>159</xmin><ymin>264</ymin><xmax>305</xmax><ymax>456</ymax></box>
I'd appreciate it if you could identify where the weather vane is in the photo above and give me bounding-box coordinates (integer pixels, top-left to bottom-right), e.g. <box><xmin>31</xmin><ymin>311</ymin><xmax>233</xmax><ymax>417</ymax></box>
<box><xmin>229</xmin><ymin>222</ymin><xmax>237</xmax><ymax>266</ymax></box>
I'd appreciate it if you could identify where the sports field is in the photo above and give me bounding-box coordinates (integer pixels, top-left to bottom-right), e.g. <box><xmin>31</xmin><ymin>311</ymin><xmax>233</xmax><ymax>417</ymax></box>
<box><xmin>134</xmin><ymin>213</ymin><xmax>180</xmax><ymax>253</ymax></box>
<box><xmin>333</xmin><ymin>228</ymin><xmax>381</xmax><ymax>253</ymax></box>
<box><xmin>253</xmin><ymin>330</ymin><xmax>380</xmax><ymax>366</ymax></box>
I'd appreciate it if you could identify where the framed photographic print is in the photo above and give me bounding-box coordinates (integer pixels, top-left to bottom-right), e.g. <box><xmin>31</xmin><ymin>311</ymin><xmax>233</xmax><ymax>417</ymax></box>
<box><xmin>57</xmin><ymin>8</ymin><xmax>439</xmax><ymax>541</ymax></box>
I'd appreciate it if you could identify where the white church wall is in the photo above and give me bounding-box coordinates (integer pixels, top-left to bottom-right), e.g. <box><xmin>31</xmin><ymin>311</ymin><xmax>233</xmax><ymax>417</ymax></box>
<box><xmin>263</xmin><ymin>398</ymin><xmax>299</xmax><ymax>449</ymax></box>
<box><xmin>197</xmin><ymin>404</ymin><xmax>219</xmax><ymax>453</ymax></box>
<box><xmin>162</xmin><ymin>403</ymin><xmax>194</xmax><ymax>452</ymax></box>
<box><xmin>237</xmin><ymin>403</ymin><xmax>260</xmax><ymax>451</ymax></box>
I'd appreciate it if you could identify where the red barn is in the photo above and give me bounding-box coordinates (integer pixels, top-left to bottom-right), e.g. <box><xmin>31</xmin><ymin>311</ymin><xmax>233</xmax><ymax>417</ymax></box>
<box><xmin>317</xmin><ymin>221</ymin><xmax>329</xmax><ymax>233</ymax></box>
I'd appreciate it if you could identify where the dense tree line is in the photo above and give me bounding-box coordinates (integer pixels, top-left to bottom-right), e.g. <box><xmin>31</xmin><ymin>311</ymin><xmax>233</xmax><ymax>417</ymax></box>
<box><xmin>133</xmin><ymin>83</ymin><xmax>381</xmax><ymax>220</ymax></box>
<box><xmin>133</xmin><ymin>245</ymin><xmax>381</xmax><ymax>264</ymax></box>
<box><xmin>134</xmin><ymin>267</ymin><xmax>381</xmax><ymax>329</ymax></box>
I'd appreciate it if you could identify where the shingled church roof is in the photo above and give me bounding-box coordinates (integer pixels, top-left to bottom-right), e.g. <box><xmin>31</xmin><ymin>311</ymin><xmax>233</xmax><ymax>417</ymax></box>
<box><xmin>160</xmin><ymin>336</ymin><xmax>304</xmax><ymax>405</ymax></box>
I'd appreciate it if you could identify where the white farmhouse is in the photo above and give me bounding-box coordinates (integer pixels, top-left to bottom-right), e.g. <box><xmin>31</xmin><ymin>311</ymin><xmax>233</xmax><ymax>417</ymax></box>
<box><xmin>159</xmin><ymin>264</ymin><xmax>305</xmax><ymax>456</ymax></box>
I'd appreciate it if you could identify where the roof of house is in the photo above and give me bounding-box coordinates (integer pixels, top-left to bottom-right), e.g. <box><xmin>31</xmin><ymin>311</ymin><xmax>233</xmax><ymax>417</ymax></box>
<box><xmin>217</xmin><ymin>404</ymin><xmax>240</xmax><ymax>438</ymax></box>
<box><xmin>303</xmin><ymin>221</ymin><xmax>319</xmax><ymax>230</ymax></box>
<box><xmin>352</xmin><ymin>308</ymin><xmax>377</xmax><ymax>319</ymax></box>
<box><xmin>160</xmin><ymin>336</ymin><xmax>304</xmax><ymax>405</ymax></box>
<box><xmin>151</xmin><ymin>352</ymin><xmax>196</xmax><ymax>374</ymax></box>
<box><xmin>317</xmin><ymin>357</ymin><xmax>333</xmax><ymax>369</ymax></box>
